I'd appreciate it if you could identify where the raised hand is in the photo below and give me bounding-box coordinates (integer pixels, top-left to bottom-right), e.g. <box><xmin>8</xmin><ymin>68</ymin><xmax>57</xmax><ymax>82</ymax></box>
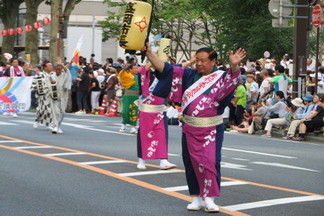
<box><xmin>229</xmin><ymin>48</ymin><xmax>246</xmax><ymax>66</ymax></box>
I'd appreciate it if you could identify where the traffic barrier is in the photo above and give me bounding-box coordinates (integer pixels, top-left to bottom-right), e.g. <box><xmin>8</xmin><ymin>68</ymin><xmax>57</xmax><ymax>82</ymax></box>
<box><xmin>105</xmin><ymin>100</ymin><xmax>118</xmax><ymax>117</ymax></box>
<box><xmin>98</xmin><ymin>95</ymin><xmax>108</xmax><ymax>115</ymax></box>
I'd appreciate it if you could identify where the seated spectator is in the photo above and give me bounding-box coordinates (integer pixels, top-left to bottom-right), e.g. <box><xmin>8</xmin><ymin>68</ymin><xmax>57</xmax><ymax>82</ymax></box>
<box><xmin>292</xmin><ymin>94</ymin><xmax>324</xmax><ymax>141</ymax></box>
<box><xmin>283</xmin><ymin>95</ymin><xmax>315</xmax><ymax>139</ymax></box>
<box><xmin>261</xmin><ymin>91</ymin><xmax>288</xmax><ymax>137</ymax></box>
<box><xmin>250</xmin><ymin>103</ymin><xmax>269</xmax><ymax>131</ymax></box>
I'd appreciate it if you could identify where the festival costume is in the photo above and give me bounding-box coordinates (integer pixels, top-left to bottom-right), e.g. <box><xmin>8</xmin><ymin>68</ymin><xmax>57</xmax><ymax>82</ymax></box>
<box><xmin>154</xmin><ymin>62</ymin><xmax>240</xmax><ymax>197</ymax></box>
<box><xmin>137</xmin><ymin>66</ymin><xmax>169</xmax><ymax>160</ymax></box>
<box><xmin>51</xmin><ymin>69</ymin><xmax>72</xmax><ymax>132</ymax></box>
<box><xmin>32</xmin><ymin>72</ymin><xmax>54</xmax><ymax>127</ymax></box>
<box><xmin>119</xmin><ymin>70</ymin><xmax>139</xmax><ymax>126</ymax></box>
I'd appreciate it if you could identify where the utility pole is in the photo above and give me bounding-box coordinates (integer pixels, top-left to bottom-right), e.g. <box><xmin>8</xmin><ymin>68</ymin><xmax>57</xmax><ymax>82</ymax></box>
<box><xmin>292</xmin><ymin>0</ymin><xmax>310</xmax><ymax>97</ymax></box>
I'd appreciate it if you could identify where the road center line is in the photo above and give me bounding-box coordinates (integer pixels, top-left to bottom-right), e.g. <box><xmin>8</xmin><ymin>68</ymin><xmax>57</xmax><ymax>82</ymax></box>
<box><xmin>0</xmin><ymin>140</ymin><xmax>23</xmax><ymax>143</ymax></box>
<box><xmin>223</xmin><ymin>195</ymin><xmax>324</xmax><ymax>211</ymax></box>
<box><xmin>251</xmin><ymin>162</ymin><xmax>320</xmax><ymax>173</ymax></box>
<box><xmin>223</xmin><ymin>147</ymin><xmax>296</xmax><ymax>159</ymax></box>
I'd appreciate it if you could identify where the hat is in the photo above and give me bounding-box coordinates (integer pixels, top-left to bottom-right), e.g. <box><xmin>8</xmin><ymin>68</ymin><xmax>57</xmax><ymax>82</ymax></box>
<box><xmin>239</xmin><ymin>75</ymin><xmax>247</xmax><ymax>84</ymax></box>
<box><xmin>246</xmin><ymin>74</ymin><xmax>255</xmax><ymax>80</ymax></box>
<box><xmin>291</xmin><ymin>98</ymin><xmax>303</xmax><ymax>107</ymax></box>
<box><xmin>302</xmin><ymin>94</ymin><xmax>314</xmax><ymax>102</ymax></box>
<box><xmin>265</xmin><ymin>59</ymin><xmax>271</xmax><ymax>63</ymax></box>
<box><xmin>98</xmin><ymin>68</ymin><xmax>104</xmax><ymax>73</ymax></box>
<box><xmin>310</xmin><ymin>73</ymin><xmax>323</xmax><ymax>79</ymax></box>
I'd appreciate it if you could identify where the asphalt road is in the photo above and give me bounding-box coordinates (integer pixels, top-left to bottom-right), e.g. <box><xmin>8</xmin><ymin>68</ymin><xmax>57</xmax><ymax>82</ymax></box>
<box><xmin>0</xmin><ymin>112</ymin><xmax>323</xmax><ymax>216</ymax></box>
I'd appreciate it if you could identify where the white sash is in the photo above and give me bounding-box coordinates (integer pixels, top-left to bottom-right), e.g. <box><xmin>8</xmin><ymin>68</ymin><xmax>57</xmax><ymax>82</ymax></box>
<box><xmin>182</xmin><ymin>70</ymin><xmax>225</xmax><ymax>111</ymax></box>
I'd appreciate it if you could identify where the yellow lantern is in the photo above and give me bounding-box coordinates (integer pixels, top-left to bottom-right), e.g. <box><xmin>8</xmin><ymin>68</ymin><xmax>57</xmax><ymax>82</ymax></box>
<box><xmin>119</xmin><ymin>1</ymin><xmax>152</xmax><ymax>50</ymax></box>
<box><xmin>158</xmin><ymin>38</ymin><xmax>171</xmax><ymax>62</ymax></box>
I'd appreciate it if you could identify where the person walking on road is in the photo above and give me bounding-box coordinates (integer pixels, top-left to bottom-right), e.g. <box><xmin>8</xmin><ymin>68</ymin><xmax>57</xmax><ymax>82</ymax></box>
<box><xmin>144</xmin><ymin>42</ymin><xmax>246</xmax><ymax>212</ymax></box>
<box><xmin>136</xmin><ymin>63</ymin><xmax>176</xmax><ymax>170</ymax></box>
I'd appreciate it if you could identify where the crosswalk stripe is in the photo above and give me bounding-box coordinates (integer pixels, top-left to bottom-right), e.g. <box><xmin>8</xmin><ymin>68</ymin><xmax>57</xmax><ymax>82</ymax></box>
<box><xmin>163</xmin><ymin>181</ymin><xmax>249</xmax><ymax>192</ymax></box>
<box><xmin>14</xmin><ymin>146</ymin><xmax>52</xmax><ymax>149</ymax></box>
<box><xmin>118</xmin><ymin>170</ymin><xmax>181</xmax><ymax>177</ymax></box>
<box><xmin>44</xmin><ymin>152</ymin><xmax>85</xmax><ymax>157</ymax></box>
<box><xmin>79</xmin><ymin>160</ymin><xmax>126</xmax><ymax>165</ymax></box>
<box><xmin>0</xmin><ymin>140</ymin><xmax>23</xmax><ymax>143</ymax></box>
<box><xmin>223</xmin><ymin>195</ymin><xmax>324</xmax><ymax>211</ymax></box>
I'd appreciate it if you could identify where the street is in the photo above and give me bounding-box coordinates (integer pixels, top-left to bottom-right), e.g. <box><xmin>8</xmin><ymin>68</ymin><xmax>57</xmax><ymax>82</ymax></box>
<box><xmin>0</xmin><ymin>112</ymin><xmax>323</xmax><ymax>216</ymax></box>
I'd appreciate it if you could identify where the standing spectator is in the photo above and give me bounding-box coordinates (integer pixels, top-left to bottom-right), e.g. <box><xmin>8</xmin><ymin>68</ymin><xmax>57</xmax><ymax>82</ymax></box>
<box><xmin>271</xmin><ymin>65</ymin><xmax>292</xmax><ymax>101</ymax></box>
<box><xmin>89</xmin><ymin>72</ymin><xmax>101</xmax><ymax>112</ymax></box>
<box><xmin>105</xmin><ymin>67</ymin><xmax>119</xmax><ymax>111</ymax></box>
<box><xmin>280</xmin><ymin>54</ymin><xmax>291</xmax><ymax>69</ymax></box>
<box><xmin>229</xmin><ymin>75</ymin><xmax>247</xmax><ymax>126</ymax></box>
<box><xmin>75</xmin><ymin>67</ymin><xmax>91</xmax><ymax>114</ymax></box>
<box><xmin>2</xmin><ymin>58</ymin><xmax>26</xmax><ymax>117</ymax></box>
<box><xmin>246</xmin><ymin>74</ymin><xmax>259</xmax><ymax>110</ymax></box>
<box><xmin>259</xmin><ymin>69</ymin><xmax>272</xmax><ymax>101</ymax></box>
<box><xmin>67</xmin><ymin>61</ymin><xmax>80</xmax><ymax>113</ymax></box>
<box><xmin>306</xmin><ymin>58</ymin><xmax>316</xmax><ymax>72</ymax></box>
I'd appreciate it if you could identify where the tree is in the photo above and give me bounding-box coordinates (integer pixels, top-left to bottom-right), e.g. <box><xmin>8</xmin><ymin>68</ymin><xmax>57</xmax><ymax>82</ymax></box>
<box><xmin>25</xmin><ymin>0</ymin><xmax>45</xmax><ymax>65</ymax></box>
<box><xmin>0</xmin><ymin>0</ymin><xmax>24</xmax><ymax>58</ymax></box>
<box><xmin>48</xmin><ymin>0</ymin><xmax>81</xmax><ymax>62</ymax></box>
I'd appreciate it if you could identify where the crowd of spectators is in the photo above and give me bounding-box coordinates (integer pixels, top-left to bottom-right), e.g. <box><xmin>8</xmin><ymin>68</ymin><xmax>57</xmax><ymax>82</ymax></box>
<box><xmin>1</xmin><ymin>53</ymin><xmax>323</xmax><ymax>141</ymax></box>
<box><xmin>225</xmin><ymin>55</ymin><xmax>324</xmax><ymax>141</ymax></box>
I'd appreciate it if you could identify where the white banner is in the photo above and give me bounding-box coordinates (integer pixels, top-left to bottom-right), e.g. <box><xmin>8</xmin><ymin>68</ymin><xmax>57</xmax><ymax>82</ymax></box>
<box><xmin>0</xmin><ymin>77</ymin><xmax>33</xmax><ymax>113</ymax></box>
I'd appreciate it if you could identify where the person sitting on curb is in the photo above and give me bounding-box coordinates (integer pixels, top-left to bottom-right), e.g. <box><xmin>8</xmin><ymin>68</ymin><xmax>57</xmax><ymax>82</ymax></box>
<box><xmin>261</xmin><ymin>91</ymin><xmax>288</xmax><ymax>138</ymax></box>
<box><xmin>292</xmin><ymin>94</ymin><xmax>324</xmax><ymax>141</ymax></box>
<box><xmin>283</xmin><ymin>95</ymin><xmax>315</xmax><ymax>140</ymax></box>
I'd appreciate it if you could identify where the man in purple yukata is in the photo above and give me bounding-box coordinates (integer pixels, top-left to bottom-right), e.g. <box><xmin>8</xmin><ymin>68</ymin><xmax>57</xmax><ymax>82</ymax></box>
<box><xmin>144</xmin><ymin>43</ymin><xmax>246</xmax><ymax>212</ymax></box>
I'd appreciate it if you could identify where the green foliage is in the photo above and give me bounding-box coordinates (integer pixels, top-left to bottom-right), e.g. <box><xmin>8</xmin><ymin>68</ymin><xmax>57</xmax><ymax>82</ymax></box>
<box><xmin>101</xmin><ymin>0</ymin><xmax>300</xmax><ymax>62</ymax></box>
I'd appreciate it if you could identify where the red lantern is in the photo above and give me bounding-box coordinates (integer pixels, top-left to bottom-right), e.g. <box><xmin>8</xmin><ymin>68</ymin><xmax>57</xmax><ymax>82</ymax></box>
<box><xmin>42</xmin><ymin>17</ymin><xmax>51</xmax><ymax>25</ymax></box>
<box><xmin>8</xmin><ymin>28</ymin><xmax>15</xmax><ymax>35</ymax></box>
<box><xmin>33</xmin><ymin>22</ymin><xmax>41</xmax><ymax>29</ymax></box>
<box><xmin>25</xmin><ymin>25</ymin><xmax>32</xmax><ymax>32</ymax></box>
<box><xmin>1</xmin><ymin>30</ymin><xmax>7</xmax><ymax>36</ymax></box>
<box><xmin>16</xmin><ymin>27</ymin><xmax>23</xmax><ymax>34</ymax></box>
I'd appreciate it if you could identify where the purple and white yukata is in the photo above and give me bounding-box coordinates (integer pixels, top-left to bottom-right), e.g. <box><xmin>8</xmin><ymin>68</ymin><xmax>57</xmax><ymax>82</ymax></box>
<box><xmin>137</xmin><ymin>66</ymin><xmax>168</xmax><ymax>160</ymax></box>
<box><xmin>154</xmin><ymin>62</ymin><xmax>240</xmax><ymax>197</ymax></box>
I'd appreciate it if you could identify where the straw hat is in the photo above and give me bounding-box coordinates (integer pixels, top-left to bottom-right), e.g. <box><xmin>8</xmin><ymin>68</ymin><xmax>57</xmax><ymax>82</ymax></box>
<box><xmin>291</xmin><ymin>98</ymin><xmax>303</xmax><ymax>107</ymax></box>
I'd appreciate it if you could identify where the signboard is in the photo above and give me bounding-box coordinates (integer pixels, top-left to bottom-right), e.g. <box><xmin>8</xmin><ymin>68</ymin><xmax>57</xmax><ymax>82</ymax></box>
<box><xmin>312</xmin><ymin>4</ymin><xmax>322</xmax><ymax>28</ymax></box>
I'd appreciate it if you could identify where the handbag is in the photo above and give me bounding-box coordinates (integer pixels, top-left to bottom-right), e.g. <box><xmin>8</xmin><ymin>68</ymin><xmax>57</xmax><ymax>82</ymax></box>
<box><xmin>269</xmin><ymin>112</ymin><xmax>279</xmax><ymax>119</ymax></box>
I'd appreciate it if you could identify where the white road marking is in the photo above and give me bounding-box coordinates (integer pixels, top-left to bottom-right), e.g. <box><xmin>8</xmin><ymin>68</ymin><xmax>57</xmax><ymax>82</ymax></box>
<box><xmin>118</xmin><ymin>170</ymin><xmax>181</xmax><ymax>177</ymax></box>
<box><xmin>221</xmin><ymin>181</ymin><xmax>249</xmax><ymax>187</ymax></box>
<box><xmin>251</xmin><ymin>162</ymin><xmax>320</xmax><ymax>173</ymax></box>
<box><xmin>223</xmin><ymin>147</ymin><xmax>297</xmax><ymax>159</ymax></box>
<box><xmin>0</xmin><ymin>121</ymin><xmax>18</xmax><ymax>125</ymax></box>
<box><xmin>12</xmin><ymin>120</ymin><xmax>34</xmax><ymax>125</ymax></box>
<box><xmin>163</xmin><ymin>181</ymin><xmax>248</xmax><ymax>191</ymax></box>
<box><xmin>62</xmin><ymin>122</ymin><xmax>134</xmax><ymax>136</ymax></box>
<box><xmin>223</xmin><ymin>195</ymin><xmax>324</xmax><ymax>211</ymax></box>
<box><xmin>44</xmin><ymin>152</ymin><xmax>86</xmax><ymax>157</ymax></box>
<box><xmin>232</xmin><ymin>158</ymin><xmax>250</xmax><ymax>161</ymax></box>
<box><xmin>168</xmin><ymin>153</ymin><xmax>180</xmax><ymax>157</ymax></box>
<box><xmin>221</xmin><ymin>162</ymin><xmax>252</xmax><ymax>171</ymax></box>
<box><xmin>14</xmin><ymin>146</ymin><xmax>52</xmax><ymax>149</ymax></box>
<box><xmin>164</xmin><ymin>185</ymin><xmax>188</xmax><ymax>192</ymax></box>
<box><xmin>79</xmin><ymin>160</ymin><xmax>126</xmax><ymax>165</ymax></box>
<box><xmin>0</xmin><ymin>140</ymin><xmax>23</xmax><ymax>143</ymax></box>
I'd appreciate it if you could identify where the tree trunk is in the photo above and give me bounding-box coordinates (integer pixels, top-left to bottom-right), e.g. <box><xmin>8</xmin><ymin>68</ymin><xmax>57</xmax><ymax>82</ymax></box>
<box><xmin>0</xmin><ymin>0</ymin><xmax>23</xmax><ymax>58</ymax></box>
<box><xmin>25</xmin><ymin>0</ymin><xmax>44</xmax><ymax>65</ymax></box>
<box><xmin>49</xmin><ymin>0</ymin><xmax>61</xmax><ymax>62</ymax></box>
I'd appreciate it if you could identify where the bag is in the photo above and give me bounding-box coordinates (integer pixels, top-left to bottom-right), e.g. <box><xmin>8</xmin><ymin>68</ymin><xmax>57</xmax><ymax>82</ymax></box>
<box><xmin>248</xmin><ymin>121</ymin><xmax>254</xmax><ymax>134</ymax></box>
<box><xmin>269</xmin><ymin>113</ymin><xmax>279</xmax><ymax>119</ymax></box>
